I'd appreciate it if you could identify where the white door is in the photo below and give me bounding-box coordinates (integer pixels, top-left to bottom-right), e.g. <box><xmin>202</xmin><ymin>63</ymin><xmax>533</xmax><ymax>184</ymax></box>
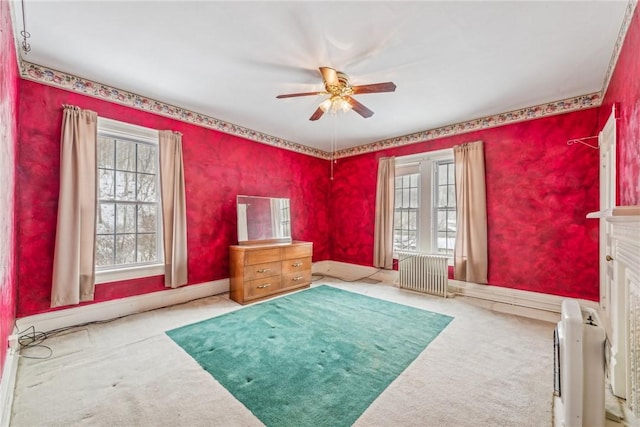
<box><xmin>599</xmin><ymin>108</ymin><xmax>616</xmax><ymax>322</ymax></box>
<box><xmin>599</xmin><ymin>107</ymin><xmax>626</xmax><ymax>398</ymax></box>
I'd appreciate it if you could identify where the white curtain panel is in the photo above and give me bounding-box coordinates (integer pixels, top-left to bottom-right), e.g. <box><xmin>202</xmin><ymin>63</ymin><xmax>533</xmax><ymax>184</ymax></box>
<box><xmin>453</xmin><ymin>141</ymin><xmax>488</xmax><ymax>284</ymax></box>
<box><xmin>51</xmin><ymin>105</ymin><xmax>98</xmax><ymax>307</ymax></box>
<box><xmin>373</xmin><ymin>157</ymin><xmax>395</xmax><ymax>269</ymax></box>
<box><xmin>159</xmin><ymin>131</ymin><xmax>188</xmax><ymax>288</ymax></box>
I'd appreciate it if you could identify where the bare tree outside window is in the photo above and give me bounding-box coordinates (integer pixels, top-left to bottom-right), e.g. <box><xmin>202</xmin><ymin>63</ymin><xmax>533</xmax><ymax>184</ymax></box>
<box><xmin>96</xmin><ymin>132</ymin><xmax>162</xmax><ymax>269</ymax></box>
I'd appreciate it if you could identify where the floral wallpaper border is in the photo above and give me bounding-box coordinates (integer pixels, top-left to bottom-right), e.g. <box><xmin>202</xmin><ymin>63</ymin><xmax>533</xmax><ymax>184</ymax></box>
<box><xmin>20</xmin><ymin>41</ymin><xmax>624</xmax><ymax>161</ymax></box>
<box><xmin>334</xmin><ymin>93</ymin><xmax>601</xmax><ymax>159</ymax></box>
<box><xmin>19</xmin><ymin>61</ymin><xmax>331</xmax><ymax>160</ymax></box>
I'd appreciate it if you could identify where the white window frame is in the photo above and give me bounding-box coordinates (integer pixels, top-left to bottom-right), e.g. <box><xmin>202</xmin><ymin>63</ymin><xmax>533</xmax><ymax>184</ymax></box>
<box><xmin>394</xmin><ymin>148</ymin><xmax>455</xmax><ymax>262</ymax></box>
<box><xmin>95</xmin><ymin>118</ymin><xmax>164</xmax><ymax>284</ymax></box>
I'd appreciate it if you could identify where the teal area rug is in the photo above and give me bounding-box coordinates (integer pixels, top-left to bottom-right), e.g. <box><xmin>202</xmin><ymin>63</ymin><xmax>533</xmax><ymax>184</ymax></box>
<box><xmin>166</xmin><ymin>285</ymin><xmax>453</xmax><ymax>427</ymax></box>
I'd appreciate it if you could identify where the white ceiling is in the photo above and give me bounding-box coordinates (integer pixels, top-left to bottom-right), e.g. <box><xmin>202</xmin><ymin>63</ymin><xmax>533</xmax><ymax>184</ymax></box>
<box><xmin>15</xmin><ymin>1</ymin><xmax>629</xmax><ymax>153</ymax></box>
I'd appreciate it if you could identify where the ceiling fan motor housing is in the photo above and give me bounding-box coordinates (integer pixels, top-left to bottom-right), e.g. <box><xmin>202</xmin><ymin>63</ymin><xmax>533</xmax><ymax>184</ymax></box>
<box><xmin>326</xmin><ymin>71</ymin><xmax>353</xmax><ymax>96</ymax></box>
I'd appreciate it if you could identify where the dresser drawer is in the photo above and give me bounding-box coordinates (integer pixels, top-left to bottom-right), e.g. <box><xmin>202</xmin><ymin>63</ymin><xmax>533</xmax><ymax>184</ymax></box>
<box><xmin>244</xmin><ymin>277</ymin><xmax>281</xmax><ymax>301</ymax></box>
<box><xmin>246</xmin><ymin>248</ymin><xmax>282</xmax><ymax>265</ymax></box>
<box><xmin>244</xmin><ymin>261</ymin><xmax>281</xmax><ymax>281</ymax></box>
<box><xmin>284</xmin><ymin>244</ymin><xmax>312</xmax><ymax>260</ymax></box>
<box><xmin>282</xmin><ymin>270</ymin><xmax>312</xmax><ymax>290</ymax></box>
<box><xmin>282</xmin><ymin>257</ymin><xmax>312</xmax><ymax>275</ymax></box>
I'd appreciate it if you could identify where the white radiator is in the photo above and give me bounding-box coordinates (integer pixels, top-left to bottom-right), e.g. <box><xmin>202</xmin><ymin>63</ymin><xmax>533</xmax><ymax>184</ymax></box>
<box><xmin>398</xmin><ymin>252</ymin><xmax>449</xmax><ymax>297</ymax></box>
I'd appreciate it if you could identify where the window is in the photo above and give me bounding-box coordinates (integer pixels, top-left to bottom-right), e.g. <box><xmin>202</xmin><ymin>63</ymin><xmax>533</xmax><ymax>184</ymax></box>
<box><xmin>95</xmin><ymin>118</ymin><xmax>164</xmax><ymax>283</ymax></box>
<box><xmin>394</xmin><ymin>174</ymin><xmax>419</xmax><ymax>251</ymax></box>
<box><xmin>434</xmin><ymin>160</ymin><xmax>456</xmax><ymax>255</ymax></box>
<box><xmin>393</xmin><ymin>149</ymin><xmax>456</xmax><ymax>258</ymax></box>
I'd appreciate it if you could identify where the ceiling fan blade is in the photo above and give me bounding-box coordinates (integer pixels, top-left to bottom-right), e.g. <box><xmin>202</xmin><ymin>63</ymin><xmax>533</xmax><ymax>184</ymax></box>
<box><xmin>309</xmin><ymin>106</ymin><xmax>325</xmax><ymax>121</ymax></box>
<box><xmin>351</xmin><ymin>82</ymin><xmax>397</xmax><ymax>94</ymax></box>
<box><xmin>319</xmin><ymin>67</ymin><xmax>339</xmax><ymax>87</ymax></box>
<box><xmin>345</xmin><ymin>96</ymin><xmax>374</xmax><ymax>118</ymax></box>
<box><xmin>276</xmin><ymin>91</ymin><xmax>326</xmax><ymax>99</ymax></box>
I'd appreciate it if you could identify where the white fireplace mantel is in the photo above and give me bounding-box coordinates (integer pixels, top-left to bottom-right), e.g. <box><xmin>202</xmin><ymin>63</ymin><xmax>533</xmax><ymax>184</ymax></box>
<box><xmin>605</xmin><ymin>206</ymin><xmax>640</xmax><ymax>419</ymax></box>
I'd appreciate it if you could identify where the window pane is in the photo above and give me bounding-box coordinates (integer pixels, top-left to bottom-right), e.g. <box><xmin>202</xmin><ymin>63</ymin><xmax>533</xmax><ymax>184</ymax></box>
<box><xmin>409</xmin><ymin>187</ymin><xmax>418</xmax><ymax>208</ymax></box>
<box><xmin>437</xmin><ymin>210</ymin><xmax>447</xmax><ymax>232</ymax></box>
<box><xmin>447</xmin><ymin>186</ymin><xmax>456</xmax><ymax>207</ymax></box>
<box><xmin>99</xmin><ymin>169</ymin><xmax>115</xmax><ymax>200</ymax></box>
<box><xmin>408</xmin><ymin>210</ymin><xmax>417</xmax><ymax>229</ymax></box>
<box><xmin>116</xmin><ymin>204</ymin><xmax>136</xmax><ymax>233</ymax></box>
<box><xmin>448</xmin><ymin>163</ymin><xmax>455</xmax><ymax>182</ymax></box>
<box><xmin>96</xmin><ymin>235</ymin><xmax>114</xmax><ymax>267</ymax></box>
<box><xmin>437</xmin><ymin>231</ymin><xmax>449</xmax><ymax>253</ymax></box>
<box><xmin>407</xmin><ymin>231</ymin><xmax>417</xmax><ymax>251</ymax></box>
<box><xmin>137</xmin><ymin>144</ymin><xmax>157</xmax><ymax>174</ymax></box>
<box><xmin>438</xmin><ymin>164</ymin><xmax>447</xmax><ymax>181</ymax></box>
<box><xmin>97</xmin><ymin>203</ymin><xmax>114</xmax><ymax>234</ymax></box>
<box><xmin>401</xmin><ymin>231</ymin><xmax>409</xmax><ymax>250</ymax></box>
<box><xmin>115</xmin><ymin>234</ymin><xmax>136</xmax><ymax>265</ymax></box>
<box><xmin>448</xmin><ymin>210</ymin><xmax>457</xmax><ymax>233</ymax></box>
<box><xmin>393</xmin><ymin>210</ymin><xmax>401</xmax><ymax>230</ymax></box>
<box><xmin>394</xmin><ymin>189</ymin><xmax>402</xmax><ymax>208</ymax></box>
<box><xmin>438</xmin><ymin>186</ymin><xmax>447</xmax><ymax>207</ymax></box>
<box><xmin>97</xmin><ymin>137</ymin><xmax>114</xmax><ymax>169</ymax></box>
<box><xmin>115</xmin><ymin>171</ymin><xmax>137</xmax><ymax>201</ymax></box>
<box><xmin>410</xmin><ymin>173</ymin><xmax>418</xmax><ymax>187</ymax></box>
<box><xmin>402</xmin><ymin>188</ymin><xmax>410</xmax><ymax>208</ymax></box>
<box><xmin>116</xmin><ymin>140</ymin><xmax>136</xmax><ymax>172</ymax></box>
<box><xmin>137</xmin><ymin>173</ymin><xmax>157</xmax><ymax>202</ymax></box>
<box><xmin>138</xmin><ymin>205</ymin><xmax>157</xmax><ymax>233</ymax></box>
<box><xmin>137</xmin><ymin>234</ymin><xmax>157</xmax><ymax>263</ymax></box>
<box><xmin>401</xmin><ymin>210</ymin><xmax>409</xmax><ymax>228</ymax></box>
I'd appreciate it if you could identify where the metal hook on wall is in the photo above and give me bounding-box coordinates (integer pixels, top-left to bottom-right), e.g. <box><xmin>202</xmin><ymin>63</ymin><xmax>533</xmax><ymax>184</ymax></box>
<box><xmin>567</xmin><ymin>135</ymin><xmax>599</xmax><ymax>149</ymax></box>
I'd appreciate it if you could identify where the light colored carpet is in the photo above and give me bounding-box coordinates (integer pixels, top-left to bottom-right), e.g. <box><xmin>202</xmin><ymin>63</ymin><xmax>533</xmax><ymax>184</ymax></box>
<box><xmin>10</xmin><ymin>279</ymin><xmax>555</xmax><ymax>426</ymax></box>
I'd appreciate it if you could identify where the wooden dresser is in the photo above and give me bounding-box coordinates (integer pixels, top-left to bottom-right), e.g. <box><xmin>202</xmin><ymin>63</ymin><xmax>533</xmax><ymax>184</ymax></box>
<box><xmin>229</xmin><ymin>241</ymin><xmax>313</xmax><ymax>304</ymax></box>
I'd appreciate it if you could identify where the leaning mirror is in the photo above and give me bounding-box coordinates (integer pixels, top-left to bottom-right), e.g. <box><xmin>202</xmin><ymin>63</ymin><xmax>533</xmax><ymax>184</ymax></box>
<box><xmin>236</xmin><ymin>195</ymin><xmax>292</xmax><ymax>245</ymax></box>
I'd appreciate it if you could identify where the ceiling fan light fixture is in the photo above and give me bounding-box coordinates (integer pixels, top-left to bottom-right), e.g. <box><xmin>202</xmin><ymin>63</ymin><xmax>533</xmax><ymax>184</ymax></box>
<box><xmin>319</xmin><ymin>98</ymin><xmax>333</xmax><ymax>113</ymax></box>
<box><xmin>320</xmin><ymin>96</ymin><xmax>353</xmax><ymax>114</ymax></box>
<box><xmin>337</xmin><ymin>97</ymin><xmax>352</xmax><ymax>112</ymax></box>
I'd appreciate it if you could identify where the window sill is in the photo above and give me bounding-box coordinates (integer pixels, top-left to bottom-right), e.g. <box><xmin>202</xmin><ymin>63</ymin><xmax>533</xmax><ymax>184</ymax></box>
<box><xmin>95</xmin><ymin>264</ymin><xmax>164</xmax><ymax>284</ymax></box>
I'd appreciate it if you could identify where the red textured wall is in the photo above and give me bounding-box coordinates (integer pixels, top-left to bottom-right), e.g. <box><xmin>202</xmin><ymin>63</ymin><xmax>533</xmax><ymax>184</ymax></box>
<box><xmin>16</xmin><ymin>81</ymin><xmax>331</xmax><ymax>316</ymax></box>
<box><xmin>600</xmin><ymin>5</ymin><xmax>640</xmax><ymax>205</ymax></box>
<box><xmin>330</xmin><ymin>109</ymin><xmax>601</xmax><ymax>300</ymax></box>
<box><xmin>0</xmin><ymin>0</ymin><xmax>19</xmax><ymax>377</ymax></box>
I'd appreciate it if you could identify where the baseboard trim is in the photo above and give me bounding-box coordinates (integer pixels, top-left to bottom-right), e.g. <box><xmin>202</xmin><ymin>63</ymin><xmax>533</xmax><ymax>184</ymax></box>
<box><xmin>313</xmin><ymin>260</ymin><xmax>599</xmax><ymax>323</ymax></box>
<box><xmin>0</xmin><ymin>347</ymin><xmax>18</xmax><ymax>427</ymax></box>
<box><xmin>449</xmin><ymin>279</ymin><xmax>599</xmax><ymax>323</ymax></box>
<box><xmin>15</xmin><ymin>279</ymin><xmax>230</xmax><ymax>334</ymax></box>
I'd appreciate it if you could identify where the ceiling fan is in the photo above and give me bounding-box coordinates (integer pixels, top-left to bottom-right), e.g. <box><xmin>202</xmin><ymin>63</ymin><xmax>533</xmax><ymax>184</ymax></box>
<box><xmin>276</xmin><ymin>67</ymin><xmax>396</xmax><ymax>121</ymax></box>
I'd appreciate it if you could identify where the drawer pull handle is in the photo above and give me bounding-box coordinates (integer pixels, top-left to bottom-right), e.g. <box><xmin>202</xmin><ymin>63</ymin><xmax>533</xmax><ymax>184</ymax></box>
<box><xmin>257</xmin><ymin>268</ymin><xmax>271</xmax><ymax>273</ymax></box>
<box><xmin>292</xmin><ymin>263</ymin><xmax>303</xmax><ymax>267</ymax></box>
<box><xmin>292</xmin><ymin>276</ymin><xmax>304</xmax><ymax>282</ymax></box>
<box><xmin>257</xmin><ymin>283</ymin><xmax>271</xmax><ymax>289</ymax></box>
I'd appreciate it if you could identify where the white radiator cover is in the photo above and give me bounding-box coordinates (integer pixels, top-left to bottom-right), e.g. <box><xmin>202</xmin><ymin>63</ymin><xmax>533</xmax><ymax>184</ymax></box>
<box><xmin>398</xmin><ymin>252</ymin><xmax>449</xmax><ymax>297</ymax></box>
<box><xmin>605</xmin><ymin>209</ymin><xmax>640</xmax><ymax>419</ymax></box>
<box><xmin>556</xmin><ymin>299</ymin><xmax>606</xmax><ymax>427</ymax></box>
